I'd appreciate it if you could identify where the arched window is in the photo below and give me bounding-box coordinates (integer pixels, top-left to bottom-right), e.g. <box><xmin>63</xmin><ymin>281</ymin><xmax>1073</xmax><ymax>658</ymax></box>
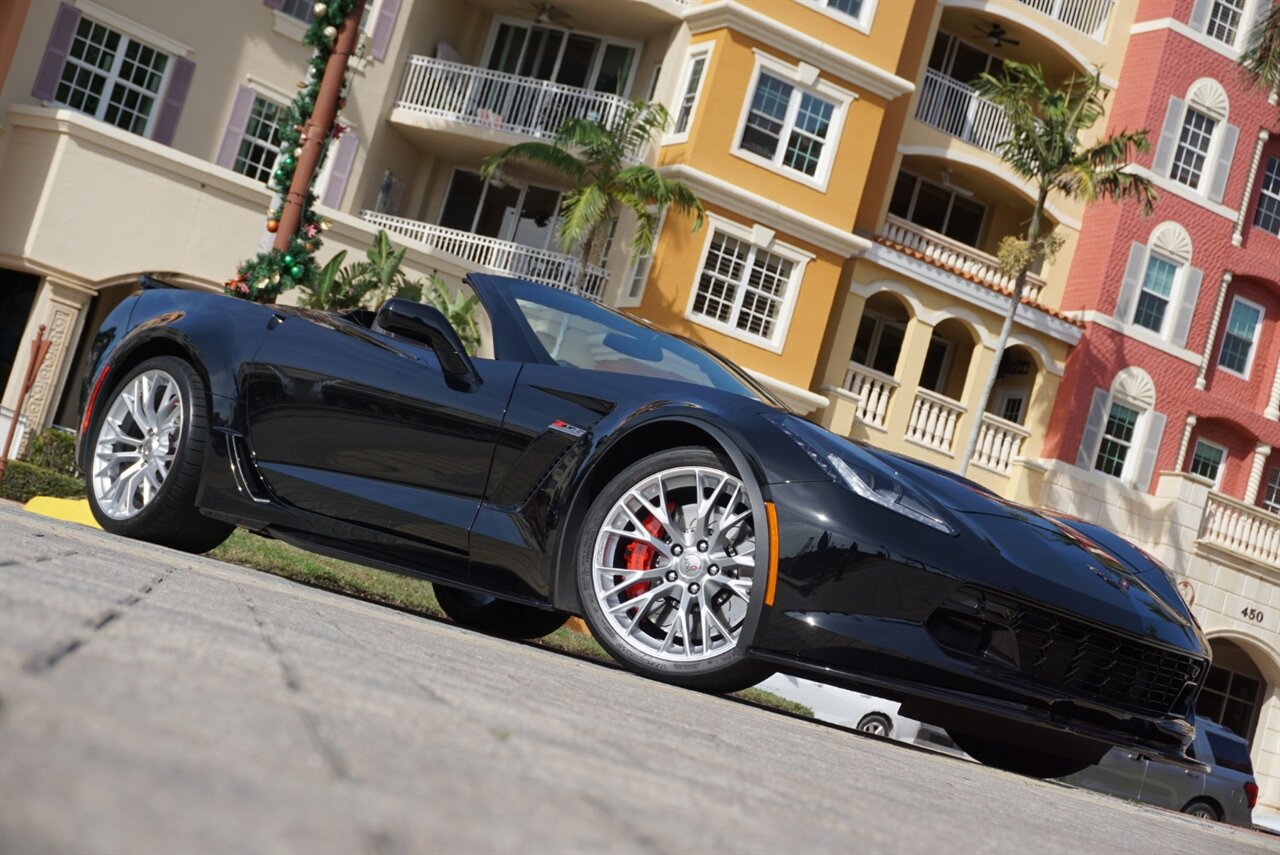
<box><xmin>1114</xmin><ymin>222</ymin><xmax>1203</xmax><ymax>347</ymax></box>
<box><xmin>1077</xmin><ymin>368</ymin><xmax>1167</xmax><ymax>491</ymax></box>
<box><xmin>1153</xmin><ymin>79</ymin><xmax>1239</xmax><ymax>203</ymax></box>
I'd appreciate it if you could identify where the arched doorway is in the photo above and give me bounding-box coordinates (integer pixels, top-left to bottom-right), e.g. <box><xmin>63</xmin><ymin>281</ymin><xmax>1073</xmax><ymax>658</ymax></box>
<box><xmin>850</xmin><ymin>291</ymin><xmax>912</xmax><ymax>378</ymax></box>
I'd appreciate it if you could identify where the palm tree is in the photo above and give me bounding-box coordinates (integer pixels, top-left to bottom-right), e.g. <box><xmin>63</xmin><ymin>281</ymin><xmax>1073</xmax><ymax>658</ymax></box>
<box><xmin>1240</xmin><ymin>0</ymin><xmax>1280</xmax><ymax>98</ymax></box>
<box><xmin>957</xmin><ymin>62</ymin><xmax>1158</xmax><ymax>475</ymax></box>
<box><xmin>480</xmin><ymin>101</ymin><xmax>704</xmax><ymax>295</ymax></box>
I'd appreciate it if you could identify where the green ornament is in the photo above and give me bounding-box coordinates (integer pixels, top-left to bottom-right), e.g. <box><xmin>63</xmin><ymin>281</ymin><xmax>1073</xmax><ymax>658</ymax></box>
<box><xmin>272</xmin><ymin>168</ymin><xmax>285</xmax><ymax>182</ymax></box>
<box><xmin>282</xmin><ymin>155</ymin><xmax>296</xmax><ymax>168</ymax></box>
<box><xmin>290</xmin><ymin>265</ymin><xmax>305</xmax><ymax>280</ymax></box>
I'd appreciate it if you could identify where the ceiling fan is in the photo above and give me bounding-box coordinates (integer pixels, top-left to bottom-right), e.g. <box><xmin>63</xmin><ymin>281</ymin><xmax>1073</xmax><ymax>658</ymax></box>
<box><xmin>514</xmin><ymin>2</ymin><xmax>574</xmax><ymax>28</ymax></box>
<box><xmin>974</xmin><ymin>21</ymin><xmax>1020</xmax><ymax>48</ymax></box>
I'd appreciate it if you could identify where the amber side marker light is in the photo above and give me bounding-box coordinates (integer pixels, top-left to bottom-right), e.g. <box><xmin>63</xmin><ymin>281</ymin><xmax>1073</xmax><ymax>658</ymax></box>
<box><xmin>764</xmin><ymin>501</ymin><xmax>779</xmax><ymax>606</ymax></box>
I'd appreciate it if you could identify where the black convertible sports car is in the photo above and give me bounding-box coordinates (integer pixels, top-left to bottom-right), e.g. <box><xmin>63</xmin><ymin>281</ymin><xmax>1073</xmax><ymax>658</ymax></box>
<box><xmin>76</xmin><ymin>274</ymin><xmax>1210</xmax><ymax>778</ymax></box>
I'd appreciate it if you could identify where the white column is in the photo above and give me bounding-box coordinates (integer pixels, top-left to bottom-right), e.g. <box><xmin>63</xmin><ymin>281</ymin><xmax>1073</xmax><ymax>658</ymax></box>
<box><xmin>1176</xmin><ymin>414</ymin><xmax>1198</xmax><ymax>472</ymax></box>
<box><xmin>1233</xmin><ymin>129</ymin><xmax>1270</xmax><ymax>246</ymax></box>
<box><xmin>1245</xmin><ymin>444</ymin><xmax>1273</xmax><ymax>505</ymax></box>
<box><xmin>1267</xmin><ymin>365</ymin><xmax>1280</xmax><ymax>420</ymax></box>
<box><xmin>10</xmin><ymin>278</ymin><xmax>94</xmax><ymax>453</ymax></box>
<box><xmin>1196</xmin><ymin>272</ymin><xmax>1231</xmax><ymax>390</ymax></box>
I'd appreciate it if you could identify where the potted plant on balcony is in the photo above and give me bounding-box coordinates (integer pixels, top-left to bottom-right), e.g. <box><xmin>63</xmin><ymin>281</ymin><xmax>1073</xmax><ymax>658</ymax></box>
<box><xmin>958</xmin><ymin>62</ymin><xmax>1157</xmax><ymax>475</ymax></box>
<box><xmin>479</xmin><ymin>101</ymin><xmax>704</xmax><ymax>297</ymax></box>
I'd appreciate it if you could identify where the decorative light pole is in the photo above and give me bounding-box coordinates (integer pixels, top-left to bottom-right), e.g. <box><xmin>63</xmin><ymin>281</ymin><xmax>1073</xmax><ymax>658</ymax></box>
<box><xmin>225</xmin><ymin>0</ymin><xmax>365</xmax><ymax>303</ymax></box>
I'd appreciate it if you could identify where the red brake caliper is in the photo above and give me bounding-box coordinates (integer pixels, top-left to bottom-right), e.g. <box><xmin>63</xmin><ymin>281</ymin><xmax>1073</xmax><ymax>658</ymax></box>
<box><xmin>621</xmin><ymin>506</ymin><xmax>671</xmax><ymax>601</ymax></box>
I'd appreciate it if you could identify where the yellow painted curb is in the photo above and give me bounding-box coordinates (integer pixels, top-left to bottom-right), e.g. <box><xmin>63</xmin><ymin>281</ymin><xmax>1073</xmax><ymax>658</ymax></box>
<box><xmin>24</xmin><ymin>496</ymin><xmax>101</xmax><ymax>529</ymax></box>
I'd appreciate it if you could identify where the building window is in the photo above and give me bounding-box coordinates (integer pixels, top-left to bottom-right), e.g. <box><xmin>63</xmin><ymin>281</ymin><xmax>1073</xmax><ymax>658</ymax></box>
<box><xmin>1262</xmin><ymin>468</ymin><xmax>1280</xmax><ymax>513</ymax></box>
<box><xmin>1196</xmin><ymin>664</ymin><xmax>1260</xmax><ymax>741</ymax></box>
<box><xmin>738</xmin><ymin>71</ymin><xmax>837</xmax><ymax>179</ymax></box>
<box><xmin>1132</xmin><ymin>254</ymin><xmax>1178</xmax><ymax>333</ymax></box>
<box><xmin>889</xmin><ymin>171</ymin><xmax>987</xmax><ymax>247</ymax></box>
<box><xmin>486</xmin><ymin>21</ymin><xmax>637</xmax><ymax>96</ymax></box>
<box><xmin>996</xmin><ymin>389</ymin><xmax>1029</xmax><ymax>425</ymax></box>
<box><xmin>1218</xmin><ymin>297</ymin><xmax>1263</xmax><ymax>376</ymax></box>
<box><xmin>690</xmin><ymin>230</ymin><xmax>799</xmax><ymax>345</ymax></box>
<box><xmin>851</xmin><ymin>312</ymin><xmax>906</xmax><ymax>375</ymax></box>
<box><xmin>1094</xmin><ymin>402</ymin><xmax>1139</xmax><ymax>478</ymax></box>
<box><xmin>795</xmin><ymin>0</ymin><xmax>878</xmax><ymax>31</ymax></box>
<box><xmin>1205</xmin><ymin>0</ymin><xmax>1247</xmax><ymax>46</ymax></box>
<box><xmin>54</xmin><ymin>17</ymin><xmax>170</xmax><ymax>137</ymax></box>
<box><xmin>280</xmin><ymin>0</ymin><xmax>316</xmax><ymax>23</ymax></box>
<box><xmin>673</xmin><ymin>47</ymin><xmax>710</xmax><ymax>137</ymax></box>
<box><xmin>1253</xmin><ymin>156</ymin><xmax>1280</xmax><ymax>236</ymax></box>
<box><xmin>1170</xmin><ymin>109</ymin><xmax>1216</xmax><ymax>189</ymax></box>
<box><xmin>1188</xmin><ymin>439</ymin><xmax>1226</xmax><ymax>486</ymax></box>
<box><xmin>233</xmin><ymin>95</ymin><xmax>286</xmax><ymax>184</ymax></box>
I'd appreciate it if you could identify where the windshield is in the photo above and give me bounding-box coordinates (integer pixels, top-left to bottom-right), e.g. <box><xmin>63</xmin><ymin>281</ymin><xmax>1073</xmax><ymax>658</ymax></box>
<box><xmin>508</xmin><ymin>284</ymin><xmax>782</xmax><ymax>406</ymax></box>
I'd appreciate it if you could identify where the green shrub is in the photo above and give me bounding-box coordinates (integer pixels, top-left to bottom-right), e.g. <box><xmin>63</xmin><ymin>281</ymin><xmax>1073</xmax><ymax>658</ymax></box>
<box><xmin>26</xmin><ymin>427</ymin><xmax>78</xmax><ymax>476</ymax></box>
<box><xmin>0</xmin><ymin>460</ymin><xmax>85</xmax><ymax>504</ymax></box>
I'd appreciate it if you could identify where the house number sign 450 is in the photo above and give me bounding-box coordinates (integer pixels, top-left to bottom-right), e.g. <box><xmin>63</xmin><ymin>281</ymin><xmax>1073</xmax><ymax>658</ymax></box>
<box><xmin>1241</xmin><ymin>607</ymin><xmax>1265</xmax><ymax>623</ymax></box>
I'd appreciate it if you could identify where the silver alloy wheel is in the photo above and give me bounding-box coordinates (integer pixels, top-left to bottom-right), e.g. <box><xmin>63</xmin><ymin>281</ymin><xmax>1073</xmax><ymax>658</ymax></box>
<box><xmin>91</xmin><ymin>368</ymin><xmax>184</xmax><ymax>520</ymax></box>
<box><xmin>1185</xmin><ymin>804</ymin><xmax>1216</xmax><ymax>820</ymax></box>
<box><xmin>591</xmin><ymin>465</ymin><xmax>756</xmax><ymax>663</ymax></box>
<box><xmin>859</xmin><ymin>718</ymin><xmax>889</xmax><ymax>737</ymax></box>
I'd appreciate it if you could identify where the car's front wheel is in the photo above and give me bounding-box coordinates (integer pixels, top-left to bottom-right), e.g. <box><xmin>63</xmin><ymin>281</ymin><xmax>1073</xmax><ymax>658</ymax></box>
<box><xmin>433</xmin><ymin>584</ymin><xmax>570</xmax><ymax>639</ymax></box>
<box><xmin>86</xmin><ymin>356</ymin><xmax>233</xmax><ymax>553</ymax></box>
<box><xmin>857</xmin><ymin>713</ymin><xmax>893</xmax><ymax>737</ymax></box>
<box><xmin>947</xmin><ymin>730</ymin><xmax>1103</xmax><ymax>778</ymax></box>
<box><xmin>576</xmin><ymin>447</ymin><xmax>771</xmax><ymax>693</ymax></box>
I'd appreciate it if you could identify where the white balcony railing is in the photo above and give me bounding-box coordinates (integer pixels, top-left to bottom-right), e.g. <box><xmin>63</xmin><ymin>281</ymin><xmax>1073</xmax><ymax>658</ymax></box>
<box><xmin>905</xmin><ymin>388</ymin><xmax>967</xmax><ymax>455</ymax></box>
<box><xmin>395</xmin><ymin>56</ymin><xmax>640</xmax><ymax>155</ymax></box>
<box><xmin>915</xmin><ymin>69</ymin><xmax>1013</xmax><ymax>157</ymax></box>
<box><xmin>843</xmin><ymin>363</ymin><xmax>899</xmax><ymax>431</ymax></box>
<box><xmin>1199</xmin><ymin>492</ymin><xmax>1280</xmax><ymax>567</ymax></box>
<box><xmin>971</xmin><ymin>412</ymin><xmax>1031</xmax><ymax>474</ymax></box>
<box><xmin>361</xmin><ymin>211</ymin><xmax>608</xmax><ymax>299</ymax></box>
<box><xmin>881</xmin><ymin>215</ymin><xmax>1047</xmax><ymax>302</ymax></box>
<box><xmin>1014</xmin><ymin>0</ymin><xmax>1115</xmax><ymax>40</ymax></box>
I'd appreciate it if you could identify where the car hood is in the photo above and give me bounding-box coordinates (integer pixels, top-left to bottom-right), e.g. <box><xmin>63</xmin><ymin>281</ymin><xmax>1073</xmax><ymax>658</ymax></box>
<box><xmin>855</xmin><ymin>447</ymin><xmax>1202</xmax><ymax>642</ymax></box>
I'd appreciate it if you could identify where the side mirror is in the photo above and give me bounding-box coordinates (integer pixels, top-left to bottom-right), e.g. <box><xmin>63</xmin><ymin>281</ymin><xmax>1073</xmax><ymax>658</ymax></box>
<box><xmin>375</xmin><ymin>299</ymin><xmax>481</xmax><ymax>390</ymax></box>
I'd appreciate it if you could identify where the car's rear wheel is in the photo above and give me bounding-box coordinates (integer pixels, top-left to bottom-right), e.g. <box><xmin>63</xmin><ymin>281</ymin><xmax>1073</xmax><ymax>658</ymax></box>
<box><xmin>857</xmin><ymin>713</ymin><xmax>893</xmax><ymax>737</ymax></box>
<box><xmin>86</xmin><ymin>356</ymin><xmax>233</xmax><ymax>553</ymax></box>
<box><xmin>433</xmin><ymin>584</ymin><xmax>569</xmax><ymax>639</ymax></box>
<box><xmin>1181</xmin><ymin>799</ymin><xmax>1221</xmax><ymax>821</ymax></box>
<box><xmin>576</xmin><ymin>447</ymin><xmax>771</xmax><ymax>693</ymax></box>
<box><xmin>947</xmin><ymin>730</ymin><xmax>1101</xmax><ymax>778</ymax></box>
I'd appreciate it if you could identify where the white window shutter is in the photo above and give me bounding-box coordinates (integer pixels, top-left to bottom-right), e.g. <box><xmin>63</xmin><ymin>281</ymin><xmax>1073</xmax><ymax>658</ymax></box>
<box><xmin>1188</xmin><ymin>0</ymin><xmax>1213</xmax><ymax>31</ymax></box>
<box><xmin>1134</xmin><ymin>410</ymin><xmax>1167</xmax><ymax>492</ymax></box>
<box><xmin>321</xmin><ymin>131</ymin><xmax>359</xmax><ymax>208</ymax></box>
<box><xmin>1171</xmin><ymin>266</ymin><xmax>1203</xmax><ymax>348</ymax></box>
<box><xmin>1115</xmin><ymin>241</ymin><xmax>1148</xmax><ymax>323</ymax></box>
<box><xmin>1207</xmin><ymin>123</ymin><xmax>1239</xmax><ymax>203</ymax></box>
<box><xmin>1152</xmin><ymin>97</ymin><xmax>1184</xmax><ymax>177</ymax></box>
<box><xmin>216</xmin><ymin>86</ymin><xmax>257</xmax><ymax>169</ymax></box>
<box><xmin>1076</xmin><ymin>387</ymin><xmax>1109</xmax><ymax>469</ymax></box>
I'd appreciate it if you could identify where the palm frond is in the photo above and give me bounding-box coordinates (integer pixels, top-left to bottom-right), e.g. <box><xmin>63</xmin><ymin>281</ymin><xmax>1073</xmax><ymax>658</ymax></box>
<box><xmin>480</xmin><ymin>142</ymin><xmax>588</xmax><ymax>184</ymax></box>
<box><xmin>557</xmin><ymin>184</ymin><xmax>612</xmax><ymax>252</ymax></box>
<box><xmin>1240</xmin><ymin>0</ymin><xmax>1280</xmax><ymax>94</ymax></box>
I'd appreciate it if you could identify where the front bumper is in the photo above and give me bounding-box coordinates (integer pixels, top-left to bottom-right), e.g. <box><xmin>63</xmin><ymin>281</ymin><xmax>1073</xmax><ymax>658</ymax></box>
<box><xmin>750</xmin><ymin>480</ymin><xmax>1208</xmax><ymax>769</ymax></box>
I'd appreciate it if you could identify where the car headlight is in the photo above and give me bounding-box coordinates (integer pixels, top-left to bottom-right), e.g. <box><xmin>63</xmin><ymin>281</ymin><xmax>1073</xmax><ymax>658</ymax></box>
<box><xmin>766</xmin><ymin>415</ymin><xmax>956</xmax><ymax>535</ymax></box>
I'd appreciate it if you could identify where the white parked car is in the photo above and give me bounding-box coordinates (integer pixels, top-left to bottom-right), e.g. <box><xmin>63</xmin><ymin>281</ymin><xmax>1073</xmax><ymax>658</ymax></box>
<box><xmin>757</xmin><ymin>674</ymin><xmax>920</xmax><ymax>741</ymax></box>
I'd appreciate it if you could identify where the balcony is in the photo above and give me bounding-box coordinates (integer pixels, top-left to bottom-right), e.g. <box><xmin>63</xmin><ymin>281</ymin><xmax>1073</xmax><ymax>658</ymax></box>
<box><xmin>914</xmin><ymin>69</ymin><xmax>1012</xmax><ymax>158</ymax></box>
<box><xmin>879</xmin><ymin>215</ymin><xmax>1047</xmax><ymax>303</ymax></box>
<box><xmin>972</xmin><ymin>413</ymin><xmax>1032</xmax><ymax>475</ymax></box>
<box><xmin>1200</xmin><ymin>492</ymin><xmax>1280</xmax><ymax>568</ymax></box>
<box><xmin>905</xmin><ymin>388</ymin><xmax>967</xmax><ymax>455</ymax></box>
<box><xmin>361</xmin><ymin>211</ymin><xmax>608</xmax><ymax>299</ymax></box>
<box><xmin>392</xmin><ymin>56</ymin><xmax>642</xmax><ymax>159</ymax></box>
<box><xmin>842</xmin><ymin>363</ymin><xmax>899</xmax><ymax>432</ymax></box>
<box><xmin>1013</xmin><ymin>0</ymin><xmax>1114</xmax><ymax>41</ymax></box>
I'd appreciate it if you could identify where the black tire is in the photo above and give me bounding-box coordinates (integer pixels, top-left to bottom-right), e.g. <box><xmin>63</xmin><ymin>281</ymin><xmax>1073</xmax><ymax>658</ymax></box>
<box><xmin>85</xmin><ymin>356</ymin><xmax>233</xmax><ymax>554</ymax></box>
<box><xmin>1181</xmin><ymin>799</ymin><xmax>1222</xmax><ymax>822</ymax></box>
<box><xmin>434</xmin><ymin>584</ymin><xmax>570</xmax><ymax>639</ymax></box>
<box><xmin>947</xmin><ymin>730</ymin><xmax>1101</xmax><ymax>778</ymax></box>
<box><xmin>576</xmin><ymin>446</ymin><xmax>772</xmax><ymax>694</ymax></box>
<box><xmin>857</xmin><ymin>713</ymin><xmax>893</xmax><ymax>737</ymax></box>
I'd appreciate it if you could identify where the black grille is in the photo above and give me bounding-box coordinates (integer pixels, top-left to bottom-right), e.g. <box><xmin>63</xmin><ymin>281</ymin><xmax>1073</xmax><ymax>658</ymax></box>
<box><xmin>935</xmin><ymin>588</ymin><xmax>1204</xmax><ymax>718</ymax></box>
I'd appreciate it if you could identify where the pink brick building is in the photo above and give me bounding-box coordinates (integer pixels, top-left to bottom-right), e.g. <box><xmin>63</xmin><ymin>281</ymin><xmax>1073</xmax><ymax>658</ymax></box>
<box><xmin>1034</xmin><ymin>0</ymin><xmax>1280</xmax><ymax>815</ymax></box>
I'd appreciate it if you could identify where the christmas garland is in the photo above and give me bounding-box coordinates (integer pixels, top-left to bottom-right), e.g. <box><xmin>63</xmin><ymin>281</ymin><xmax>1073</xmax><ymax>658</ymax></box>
<box><xmin>226</xmin><ymin>0</ymin><xmax>359</xmax><ymax>302</ymax></box>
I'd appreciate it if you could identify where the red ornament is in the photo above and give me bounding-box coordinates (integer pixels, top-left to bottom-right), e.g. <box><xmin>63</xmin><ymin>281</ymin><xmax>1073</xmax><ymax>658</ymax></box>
<box><xmin>266</xmin><ymin>219</ymin><xmax>280</xmax><ymax>233</ymax></box>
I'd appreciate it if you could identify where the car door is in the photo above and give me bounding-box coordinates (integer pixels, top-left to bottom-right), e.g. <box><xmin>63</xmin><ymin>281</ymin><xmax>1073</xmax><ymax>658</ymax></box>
<box><xmin>243</xmin><ymin>310</ymin><xmax>519</xmax><ymax>576</ymax></box>
<box><xmin>1062</xmin><ymin>748</ymin><xmax>1148</xmax><ymax>800</ymax></box>
<box><xmin>1137</xmin><ymin>731</ymin><xmax>1206</xmax><ymax>810</ymax></box>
